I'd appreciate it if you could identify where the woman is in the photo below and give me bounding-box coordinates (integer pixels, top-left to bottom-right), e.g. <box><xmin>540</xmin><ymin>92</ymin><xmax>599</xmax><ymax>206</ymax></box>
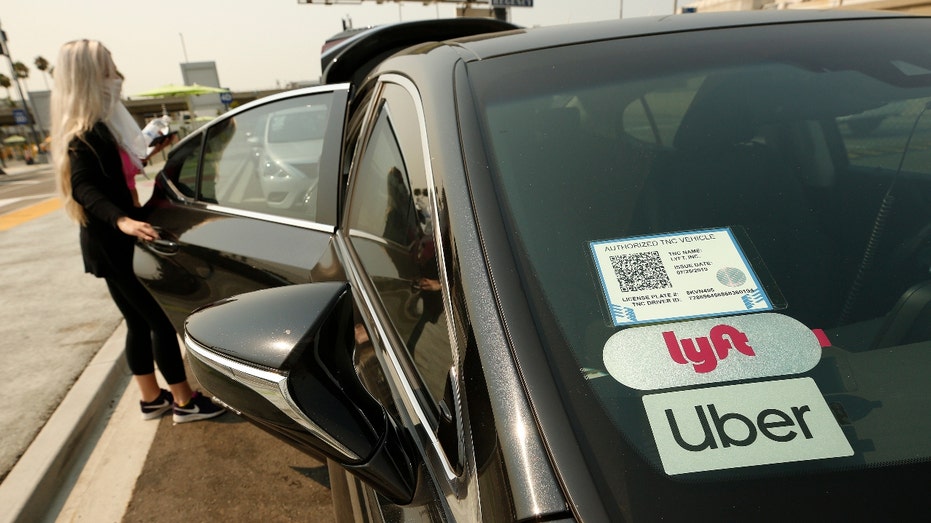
<box><xmin>51</xmin><ymin>39</ymin><xmax>224</xmax><ymax>424</ymax></box>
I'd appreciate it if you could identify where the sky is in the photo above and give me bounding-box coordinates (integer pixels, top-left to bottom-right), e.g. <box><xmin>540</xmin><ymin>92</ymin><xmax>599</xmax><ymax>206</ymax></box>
<box><xmin>0</xmin><ymin>0</ymin><xmax>678</xmax><ymax>99</ymax></box>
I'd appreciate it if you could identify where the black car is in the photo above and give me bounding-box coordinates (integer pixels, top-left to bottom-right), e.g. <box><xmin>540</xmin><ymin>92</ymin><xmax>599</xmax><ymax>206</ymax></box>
<box><xmin>137</xmin><ymin>12</ymin><xmax>931</xmax><ymax>521</ymax></box>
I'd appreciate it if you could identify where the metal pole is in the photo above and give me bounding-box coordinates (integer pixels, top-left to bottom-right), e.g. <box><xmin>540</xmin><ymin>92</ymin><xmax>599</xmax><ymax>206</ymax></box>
<box><xmin>0</xmin><ymin>22</ymin><xmax>46</xmax><ymax>163</ymax></box>
<box><xmin>179</xmin><ymin>33</ymin><xmax>190</xmax><ymax>63</ymax></box>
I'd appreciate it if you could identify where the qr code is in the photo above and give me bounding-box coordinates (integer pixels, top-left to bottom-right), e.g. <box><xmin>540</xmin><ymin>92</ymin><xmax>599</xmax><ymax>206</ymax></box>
<box><xmin>611</xmin><ymin>251</ymin><xmax>672</xmax><ymax>293</ymax></box>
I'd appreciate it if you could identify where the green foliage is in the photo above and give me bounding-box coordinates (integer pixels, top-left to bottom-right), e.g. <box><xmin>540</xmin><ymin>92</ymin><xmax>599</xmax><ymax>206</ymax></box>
<box><xmin>13</xmin><ymin>61</ymin><xmax>28</xmax><ymax>79</ymax></box>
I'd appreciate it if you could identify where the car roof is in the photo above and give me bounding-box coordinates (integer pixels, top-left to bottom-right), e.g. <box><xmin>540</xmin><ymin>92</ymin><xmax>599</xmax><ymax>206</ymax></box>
<box><xmin>326</xmin><ymin>11</ymin><xmax>919</xmax><ymax>90</ymax></box>
<box><xmin>448</xmin><ymin>10</ymin><xmax>913</xmax><ymax>61</ymax></box>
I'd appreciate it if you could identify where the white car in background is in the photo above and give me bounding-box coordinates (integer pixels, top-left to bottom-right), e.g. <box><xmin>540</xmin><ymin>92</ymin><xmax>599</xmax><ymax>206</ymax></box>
<box><xmin>257</xmin><ymin>104</ymin><xmax>328</xmax><ymax>209</ymax></box>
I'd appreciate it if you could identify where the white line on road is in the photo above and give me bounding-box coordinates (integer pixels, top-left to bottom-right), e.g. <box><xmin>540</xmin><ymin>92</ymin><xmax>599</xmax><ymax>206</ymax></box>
<box><xmin>0</xmin><ymin>180</ymin><xmax>42</xmax><ymax>187</ymax></box>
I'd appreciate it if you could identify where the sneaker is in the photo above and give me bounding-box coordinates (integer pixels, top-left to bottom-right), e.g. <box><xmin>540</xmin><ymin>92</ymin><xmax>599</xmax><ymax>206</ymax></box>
<box><xmin>172</xmin><ymin>391</ymin><xmax>226</xmax><ymax>424</ymax></box>
<box><xmin>140</xmin><ymin>389</ymin><xmax>174</xmax><ymax>420</ymax></box>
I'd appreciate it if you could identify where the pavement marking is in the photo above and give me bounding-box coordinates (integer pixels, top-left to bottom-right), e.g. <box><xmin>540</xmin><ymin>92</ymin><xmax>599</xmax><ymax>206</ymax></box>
<box><xmin>0</xmin><ymin>192</ymin><xmax>57</xmax><ymax>208</ymax></box>
<box><xmin>0</xmin><ymin>180</ymin><xmax>41</xmax><ymax>186</ymax></box>
<box><xmin>0</xmin><ymin>197</ymin><xmax>28</xmax><ymax>208</ymax></box>
<box><xmin>0</xmin><ymin>198</ymin><xmax>62</xmax><ymax>231</ymax></box>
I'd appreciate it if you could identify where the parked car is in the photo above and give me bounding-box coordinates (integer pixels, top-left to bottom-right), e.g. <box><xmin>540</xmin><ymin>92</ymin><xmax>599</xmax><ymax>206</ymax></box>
<box><xmin>255</xmin><ymin>103</ymin><xmax>329</xmax><ymax>211</ymax></box>
<box><xmin>137</xmin><ymin>12</ymin><xmax>931</xmax><ymax>521</ymax></box>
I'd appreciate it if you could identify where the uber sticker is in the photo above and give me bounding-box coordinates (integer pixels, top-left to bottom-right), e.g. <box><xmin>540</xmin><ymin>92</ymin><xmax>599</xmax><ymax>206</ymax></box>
<box><xmin>643</xmin><ymin>378</ymin><xmax>853</xmax><ymax>476</ymax></box>
<box><xmin>603</xmin><ymin>313</ymin><xmax>821</xmax><ymax>390</ymax></box>
<box><xmin>590</xmin><ymin>228</ymin><xmax>772</xmax><ymax>326</ymax></box>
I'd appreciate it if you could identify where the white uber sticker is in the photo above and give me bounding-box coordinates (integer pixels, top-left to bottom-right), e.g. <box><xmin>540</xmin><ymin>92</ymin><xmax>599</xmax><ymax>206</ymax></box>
<box><xmin>604</xmin><ymin>313</ymin><xmax>821</xmax><ymax>390</ymax></box>
<box><xmin>643</xmin><ymin>378</ymin><xmax>853</xmax><ymax>475</ymax></box>
<box><xmin>590</xmin><ymin>228</ymin><xmax>772</xmax><ymax>326</ymax></box>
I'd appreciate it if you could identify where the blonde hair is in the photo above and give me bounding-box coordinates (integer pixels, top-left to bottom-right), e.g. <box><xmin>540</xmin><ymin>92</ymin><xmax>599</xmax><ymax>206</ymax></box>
<box><xmin>50</xmin><ymin>39</ymin><xmax>119</xmax><ymax>225</ymax></box>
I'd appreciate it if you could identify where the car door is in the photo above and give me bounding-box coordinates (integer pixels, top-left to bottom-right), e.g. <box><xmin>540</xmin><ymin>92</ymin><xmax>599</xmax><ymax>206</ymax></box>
<box><xmin>135</xmin><ymin>86</ymin><xmax>349</xmax><ymax>332</ymax></box>
<box><xmin>334</xmin><ymin>76</ymin><xmax>484</xmax><ymax>521</ymax></box>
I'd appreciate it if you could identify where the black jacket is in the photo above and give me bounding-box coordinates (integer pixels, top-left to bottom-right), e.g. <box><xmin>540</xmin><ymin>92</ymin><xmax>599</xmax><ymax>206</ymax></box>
<box><xmin>69</xmin><ymin>122</ymin><xmax>140</xmax><ymax>278</ymax></box>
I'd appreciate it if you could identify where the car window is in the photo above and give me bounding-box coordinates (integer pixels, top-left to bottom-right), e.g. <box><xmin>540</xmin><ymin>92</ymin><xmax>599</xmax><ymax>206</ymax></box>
<box><xmin>160</xmin><ymin>133</ymin><xmax>202</xmax><ymax>198</ymax></box>
<box><xmin>346</xmin><ymin>83</ymin><xmax>454</xmax><ymax>429</ymax></box>
<box><xmin>467</xmin><ymin>17</ymin><xmax>931</xmax><ymax>510</ymax></box>
<box><xmin>621</xmin><ymin>76</ymin><xmax>702</xmax><ymax>147</ymax></box>
<box><xmin>839</xmin><ymin>98</ymin><xmax>931</xmax><ymax>175</ymax></box>
<box><xmin>198</xmin><ymin>92</ymin><xmax>336</xmax><ymax>222</ymax></box>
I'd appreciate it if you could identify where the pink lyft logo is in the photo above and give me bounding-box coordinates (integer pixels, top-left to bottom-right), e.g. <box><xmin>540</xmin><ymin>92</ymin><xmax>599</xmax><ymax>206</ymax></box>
<box><xmin>602</xmin><ymin>313</ymin><xmax>823</xmax><ymax>390</ymax></box>
<box><xmin>663</xmin><ymin>324</ymin><xmax>755</xmax><ymax>373</ymax></box>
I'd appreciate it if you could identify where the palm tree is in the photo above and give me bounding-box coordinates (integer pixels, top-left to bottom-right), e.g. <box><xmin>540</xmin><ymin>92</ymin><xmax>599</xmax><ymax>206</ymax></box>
<box><xmin>0</xmin><ymin>73</ymin><xmax>11</xmax><ymax>106</ymax></box>
<box><xmin>34</xmin><ymin>56</ymin><xmax>50</xmax><ymax>90</ymax></box>
<box><xmin>13</xmin><ymin>61</ymin><xmax>29</xmax><ymax>81</ymax></box>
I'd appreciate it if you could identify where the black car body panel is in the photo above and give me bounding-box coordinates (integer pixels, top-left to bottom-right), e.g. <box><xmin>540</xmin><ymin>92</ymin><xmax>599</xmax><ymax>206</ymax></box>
<box><xmin>185</xmin><ymin>282</ymin><xmax>418</xmax><ymax>504</ymax></box>
<box><xmin>136</xmin><ymin>85</ymin><xmax>349</xmax><ymax>332</ymax></box>
<box><xmin>138</xmin><ymin>11</ymin><xmax>931</xmax><ymax>521</ymax></box>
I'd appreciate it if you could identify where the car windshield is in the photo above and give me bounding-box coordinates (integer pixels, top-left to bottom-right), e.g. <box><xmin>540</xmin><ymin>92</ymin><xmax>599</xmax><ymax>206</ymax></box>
<box><xmin>468</xmin><ymin>17</ymin><xmax>931</xmax><ymax>516</ymax></box>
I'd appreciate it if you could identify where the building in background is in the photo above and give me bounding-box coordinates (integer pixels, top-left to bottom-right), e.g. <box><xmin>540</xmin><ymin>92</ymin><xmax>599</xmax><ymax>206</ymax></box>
<box><xmin>28</xmin><ymin>90</ymin><xmax>49</xmax><ymax>135</ymax></box>
<box><xmin>180</xmin><ymin>62</ymin><xmax>225</xmax><ymax>117</ymax></box>
<box><xmin>683</xmin><ymin>0</ymin><xmax>931</xmax><ymax>13</ymax></box>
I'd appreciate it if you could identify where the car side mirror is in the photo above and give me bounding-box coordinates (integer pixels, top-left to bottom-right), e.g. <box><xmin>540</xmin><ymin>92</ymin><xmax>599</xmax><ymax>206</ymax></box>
<box><xmin>184</xmin><ymin>282</ymin><xmax>416</xmax><ymax>504</ymax></box>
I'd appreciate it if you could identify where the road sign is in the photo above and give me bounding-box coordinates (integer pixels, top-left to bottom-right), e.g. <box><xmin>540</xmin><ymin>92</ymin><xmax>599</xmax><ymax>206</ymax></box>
<box><xmin>12</xmin><ymin>109</ymin><xmax>28</xmax><ymax>125</ymax></box>
<box><xmin>219</xmin><ymin>91</ymin><xmax>233</xmax><ymax>104</ymax></box>
<box><xmin>491</xmin><ymin>0</ymin><xmax>533</xmax><ymax>6</ymax></box>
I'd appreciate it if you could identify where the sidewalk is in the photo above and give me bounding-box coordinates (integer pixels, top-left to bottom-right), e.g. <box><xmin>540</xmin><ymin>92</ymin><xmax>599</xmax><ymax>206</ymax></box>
<box><xmin>0</xmin><ymin>159</ymin><xmax>333</xmax><ymax>522</ymax></box>
<box><xmin>0</xmin><ymin>161</ymin><xmax>162</xmax><ymax>523</ymax></box>
<box><xmin>0</xmin><ymin>159</ymin><xmax>50</xmax><ymax>178</ymax></box>
<box><xmin>57</xmin><ymin>324</ymin><xmax>166</xmax><ymax>523</ymax></box>
<box><xmin>0</xmin><ymin>323</ymin><xmax>137</xmax><ymax>523</ymax></box>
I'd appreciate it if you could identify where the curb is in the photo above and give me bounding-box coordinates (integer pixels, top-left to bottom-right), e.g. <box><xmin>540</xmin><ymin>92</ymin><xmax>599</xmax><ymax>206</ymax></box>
<box><xmin>0</xmin><ymin>163</ymin><xmax>50</xmax><ymax>179</ymax></box>
<box><xmin>0</xmin><ymin>322</ymin><xmax>130</xmax><ymax>523</ymax></box>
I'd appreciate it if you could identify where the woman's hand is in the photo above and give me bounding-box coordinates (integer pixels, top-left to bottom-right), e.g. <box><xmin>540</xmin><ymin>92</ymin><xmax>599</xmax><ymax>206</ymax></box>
<box><xmin>414</xmin><ymin>278</ymin><xmax>441</xmax><ymax>292</ymax></box>
<box><xmin>117</xmin><ymin>216</ymin><xmax>159</xmax><ymax>241</ymax></box>
<box><xmin>145</xmin><ymin>132</ymin><xmax>179</xmax><ymax>160</ymax></box>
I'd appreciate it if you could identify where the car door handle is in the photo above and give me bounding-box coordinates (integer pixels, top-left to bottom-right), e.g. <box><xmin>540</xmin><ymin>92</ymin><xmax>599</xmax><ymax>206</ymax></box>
<box><xmin>146</xmin><ymin>238</ymin><xmax>180</xmax><ymax>255</ymax></box>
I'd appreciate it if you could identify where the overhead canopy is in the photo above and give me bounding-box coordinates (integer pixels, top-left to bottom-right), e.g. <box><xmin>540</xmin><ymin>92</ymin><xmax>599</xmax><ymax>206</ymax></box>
<box><xmin>134</xmin><ymin>83</ymin><xmax>228</xmax><ymax>98</ymax></box>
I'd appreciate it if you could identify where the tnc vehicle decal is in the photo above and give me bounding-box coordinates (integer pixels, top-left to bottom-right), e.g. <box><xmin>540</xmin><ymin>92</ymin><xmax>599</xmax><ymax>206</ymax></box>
<box><xmin>603</xmin><ymin>313</ymin><xmax>822</xmax><ymax>390</ymax></box>
<box><xmin>643</xmin><ymin>378</ymin><xmax>853</xmax><ymax>475</ymax></box>
<box><xmin>590</xmin><ymin>228</ymin><xmax>773</xmax><ymax>326</ymax></box>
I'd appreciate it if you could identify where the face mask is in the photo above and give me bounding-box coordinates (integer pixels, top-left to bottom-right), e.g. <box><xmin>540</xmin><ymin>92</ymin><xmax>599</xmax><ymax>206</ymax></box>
<box><xmin>105</xmin><ymin>78</ymin><xmax>123</xmax><ymax>116</ymax></box>
<box><xmin>103</xmin><ymin>76</ymin><xmax>147</xmax><ymax>168</ymax></box>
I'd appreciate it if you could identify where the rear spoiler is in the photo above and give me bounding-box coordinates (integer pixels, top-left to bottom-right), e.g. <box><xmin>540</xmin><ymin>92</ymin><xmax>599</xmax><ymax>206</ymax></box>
<box><xmin>320</xmin><ymin>17</ymin><xmax>519</xmax><ymax>85</ymax></box>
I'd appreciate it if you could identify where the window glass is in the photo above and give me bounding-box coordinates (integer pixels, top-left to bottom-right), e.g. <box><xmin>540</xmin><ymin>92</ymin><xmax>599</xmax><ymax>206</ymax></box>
<box><xmin>347</xmin><ymin>84</ymin><xmax>453</xmax><ymax>412</ymax></box>
<box><xmin>839</xmin><ymin>98</ymin><xmax>931</xmax><ymax>175</ymax></box>
<box><xmin>199</xmin><ymin>92</ymin><xmax>335</xmax><ymax>221</ymax></box>
<box><xmin>467</xmin><ymin>17</ymin><xmax>931</xmax><ymax>516</ymax></box>
<box><xmin>160</xmin><ymin>133</ymin><xmax>201</xmax><ymax>198</ymax></box>
<box><xmin>621</xmin><ymin>76</ymin><xmax>702</xmax><ymax>146</ymax></box>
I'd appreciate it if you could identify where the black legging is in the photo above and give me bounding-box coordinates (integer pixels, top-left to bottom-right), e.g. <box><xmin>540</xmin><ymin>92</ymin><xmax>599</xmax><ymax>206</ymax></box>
<box><xmin>105</xmin><ymin>272</ymin><xmax>187</xmax><ymax>384</ymax></box>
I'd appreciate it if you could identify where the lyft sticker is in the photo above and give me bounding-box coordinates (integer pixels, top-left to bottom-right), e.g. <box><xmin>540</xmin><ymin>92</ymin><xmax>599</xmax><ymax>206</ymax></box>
<box><xmin>603</xmin><ymin>313</ymin><xmax>821</xmax><ymax>390</ymax></box>
<box><xmin>590</xmin><ymin>228</ymin><xmax>772</xmax><ymax>326</ymax></box>
<box><xmin>643</xmin><ymin>378</ymin><xmax>853</xmax><ymax>475</ymax></box>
